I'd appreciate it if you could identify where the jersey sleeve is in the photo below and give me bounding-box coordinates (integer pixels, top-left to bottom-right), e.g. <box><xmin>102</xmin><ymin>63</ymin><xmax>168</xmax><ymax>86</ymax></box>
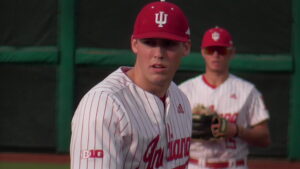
<box><xmin>247</xmin><ymin>87</ymin><xmax>270</xmax><ymax>126</ymax></box>
<box><xmin>70</xmin><ymin>91</ymin><xmax>128</xmax><ymax>169</ymax></box>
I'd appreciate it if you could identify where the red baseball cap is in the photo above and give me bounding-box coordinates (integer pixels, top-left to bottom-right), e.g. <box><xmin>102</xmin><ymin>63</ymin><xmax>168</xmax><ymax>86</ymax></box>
<box><xmin>132</xmin><ymin>1</ymin><xmax>190</xmax><ymax>42</ymax></box>
<box><xmin>201</xmin><ymin>26</ymin><xmax>233</xmax><ymax>48</ymax></box>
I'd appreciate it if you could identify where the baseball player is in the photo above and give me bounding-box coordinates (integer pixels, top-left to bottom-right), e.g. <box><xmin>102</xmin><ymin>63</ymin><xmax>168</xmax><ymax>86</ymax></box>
<box><xmin>70</xmin><ymin>1</ymin><xmax>192</xmax><ymax>169</ymax></box>
<box><xmin>179</xmin><ymin>26</ymin><xmax>271</xmax><ymax>169</ymax></box>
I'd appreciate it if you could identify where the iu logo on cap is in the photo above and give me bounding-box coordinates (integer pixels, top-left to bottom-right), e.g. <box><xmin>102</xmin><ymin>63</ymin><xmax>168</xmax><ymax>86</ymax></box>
<box><xmin>155</xmin><ymin>11</ymin><xmax>168</xmax><ymax>27</ymax></box>
<box><xmin>212</xmin><ymin>32</ymin><xmax>220</xmax><ymax>41</ymax></box>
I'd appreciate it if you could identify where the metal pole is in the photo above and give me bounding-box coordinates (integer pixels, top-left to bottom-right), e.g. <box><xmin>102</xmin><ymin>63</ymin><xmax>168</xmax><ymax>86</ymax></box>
<box><xmin>289</xmin><ymin>0</ymin><xmax>300</xmax><ymax>160</ymax></box>
<box><xmin>57</xmin><ymin>0</ymin><xmax>76</xmax><ymax>152</ymax></box>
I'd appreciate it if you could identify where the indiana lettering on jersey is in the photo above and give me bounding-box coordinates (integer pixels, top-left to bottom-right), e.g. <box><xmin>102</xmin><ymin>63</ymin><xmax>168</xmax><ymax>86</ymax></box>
<box><xmin>209</xmin><ymin>105</ymin><xmax>238</xmax><ymax>123</ymax></box>
<box><xmin>143</xmin><ymin>135</ymin><xmax>164</xmax><ymax>169</ymax></box>
<box><xmin>220</xmin><ymin>112</ymin><xmax>238</xmax><ymax>123</ymax></box>
<box><xmin>143</xmin><ymin>135</ymin><xmax>190</xmax><ymax>169</ymax></box>
<box><xmin>167</xmin><ymin>137</ymin><xmax>190</xmax><ymax>161</ymax></box>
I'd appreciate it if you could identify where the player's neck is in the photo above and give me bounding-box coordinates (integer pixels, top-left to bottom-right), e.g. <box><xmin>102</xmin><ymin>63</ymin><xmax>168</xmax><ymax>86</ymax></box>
<box><xmin>126</xmin><ymin>67</ymin><xmax>168</xmax><ymax>97</ymax></box>
<box><xmin>147</xmin><ymin>84</ymin><xmax>169</xmax><ymax>98</ymax></box>
<box><xmin>203</xmin><ymin>71</ymin><xmax>229</xmax><ymax>88</ymax></box>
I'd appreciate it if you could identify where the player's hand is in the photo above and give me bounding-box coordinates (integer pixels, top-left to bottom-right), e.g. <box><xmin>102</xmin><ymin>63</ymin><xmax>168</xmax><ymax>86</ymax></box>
<box><xmin>224</xmin><ymin>122</ymin><xmax>239</xmax><ymax>138</ymax></box>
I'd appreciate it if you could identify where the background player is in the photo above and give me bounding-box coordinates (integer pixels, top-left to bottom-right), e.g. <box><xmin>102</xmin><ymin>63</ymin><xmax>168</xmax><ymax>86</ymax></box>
<box><xmin>70</xmin><ymin>1</ymin><xmax>192</xmax><ymax>169</ymax></box>
<box><xmin>179</xmin><ymin>26</ymin><xmax>271</xmax><ymax>169</ymax></box>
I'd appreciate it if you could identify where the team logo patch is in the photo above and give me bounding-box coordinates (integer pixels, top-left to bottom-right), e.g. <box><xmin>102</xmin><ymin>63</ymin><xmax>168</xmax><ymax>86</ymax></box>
<box><xmin>155</xmin><ymin>11</ymin><xmax>168</xmax><ymax>27</ymax></box>
<box><xmin>230</xmin><ymin>93</ymin><xmax>237</xmax><ymax>99</ymax></box>
<box><xmin>212</xmin><ymin>31</ymin><xmax>220</xmax><ymax>41</ymax></box>
<box><xmin>177</xmin><ymin>104</ymin><xmax>184</xmax><ymax>114</ymax></box>
<box><xmin>81</xmin><ymin>149</ymin><xmax>104</xmax><ymax>159</ymax></box>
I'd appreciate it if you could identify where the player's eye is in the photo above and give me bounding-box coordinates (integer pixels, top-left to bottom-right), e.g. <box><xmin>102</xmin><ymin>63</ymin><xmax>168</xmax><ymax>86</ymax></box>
<box><xmin>140</xmin><ymin>39</ymin><xmax>157</xmax><ymax>47</ymax></box>
<box><xmin>140</xmin><ymin>39</ymin><xmax>179</xmax><ymax>48</ymax></box>
<box><xmin>204</xmin><ymin>47</ymin><xmax>230</xmax><ymax>55</ymax></box>
<box><xmin>161</xmin><ymin>39</ymin><xmax>179</xmax><ymax>48</ymax></box>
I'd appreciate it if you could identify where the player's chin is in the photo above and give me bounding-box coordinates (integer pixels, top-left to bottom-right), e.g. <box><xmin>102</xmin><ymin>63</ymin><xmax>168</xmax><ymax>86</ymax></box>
<box><xmin>210</xmin><ymin>67</ymin><xmax>226</xmax><ymax>73</ymax></box>
<box><xmin>151</xmin><ymin>75</ymin><xmax>172</xmax><ymax>85</ymax></box>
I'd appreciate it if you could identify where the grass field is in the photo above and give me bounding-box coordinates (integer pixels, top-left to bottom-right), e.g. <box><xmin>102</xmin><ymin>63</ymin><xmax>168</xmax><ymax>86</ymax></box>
<box><xmin>0</xmin><ymin>162</ymin><xmax>69</xmax><ymax>169</ymax></box>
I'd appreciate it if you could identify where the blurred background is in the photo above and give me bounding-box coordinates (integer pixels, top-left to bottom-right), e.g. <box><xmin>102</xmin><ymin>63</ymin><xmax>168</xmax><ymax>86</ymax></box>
<box><xmin>0</xmin><ymin>0</ymin><xmax>299</xmax><ymax>167</ymax></box>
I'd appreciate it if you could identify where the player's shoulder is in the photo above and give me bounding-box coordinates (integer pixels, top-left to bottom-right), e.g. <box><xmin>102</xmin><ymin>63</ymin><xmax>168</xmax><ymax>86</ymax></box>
<box><xmin>228</xmin><ymin>74</ymin><xmax>255</xmax><ymax>88</ymax></box>
<box><xmin>227</xmin><ymin>74</ymin><xmax>261</xmax><ymax>94</ymax></box>
<box><xmin>178</xmin><ymin>74</ymin><xmax>202</xmax><ymax>89</ymax></box>
<box><xmin>170</xmin><ymin>82</ymin><xmax>192</xmax><ymax>107</ymax></box>
<box><xmin>170</xmin><ymin>81</ymin><xmax>188</xmax><ymax>96</ymax></box>
<box><xmin>86</xmin><ymin>67</ymin><xmax>132</xmax><ymax>98</ymax></box>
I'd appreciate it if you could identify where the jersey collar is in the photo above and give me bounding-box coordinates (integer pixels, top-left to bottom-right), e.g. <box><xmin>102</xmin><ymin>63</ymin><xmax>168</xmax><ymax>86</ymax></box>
<box><xmin>202</xmin><ymin>75</ymin><xmax>217</xmax><ymax>89</ymax></box>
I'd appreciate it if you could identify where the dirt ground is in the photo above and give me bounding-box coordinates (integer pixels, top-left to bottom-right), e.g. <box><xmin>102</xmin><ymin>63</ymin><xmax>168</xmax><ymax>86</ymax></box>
<box><xmin>1</xmin><ymin>153</ymin><xmax>300</xmax><ymax>169</ymax></box>
<box><xmin>248</xmin><ymin>157</ymin><xmax>300</xmax><ymax>169</ymax></box>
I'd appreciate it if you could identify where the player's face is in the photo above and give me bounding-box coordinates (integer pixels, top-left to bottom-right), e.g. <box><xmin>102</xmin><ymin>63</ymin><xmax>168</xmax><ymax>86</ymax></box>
<box><xmin>131</xmin><ymin>38</ymin><xmax>191</xmax><ymax>88</ymax></box>
<box><xmin>202</xmin><ymin>46</ymin><xmax>235</xmax><ymax>73</ymax></box>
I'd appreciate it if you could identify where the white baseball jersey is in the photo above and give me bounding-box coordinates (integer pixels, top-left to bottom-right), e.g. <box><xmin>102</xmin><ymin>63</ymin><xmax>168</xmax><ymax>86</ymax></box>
<box><xmin>70</xmin><ymin>67</ymin><xmax>192</xmax><ymax>169</ymax></box>
<box><xmin>179</xmin><ymin>74</ymin><xmax>269</xmax><ymax>161</ymax></box>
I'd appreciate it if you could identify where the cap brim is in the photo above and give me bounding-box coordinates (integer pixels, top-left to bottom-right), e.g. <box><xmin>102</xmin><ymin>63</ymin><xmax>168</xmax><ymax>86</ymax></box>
<box><xmin>132</xmin><ymin>32</ymin><xmax>189</xmax><ymax>42</ymax></box>
<box><xmin>202</xmin><ymin>43</ymin><xmax>232</xmax><ymax>48</ymax></box>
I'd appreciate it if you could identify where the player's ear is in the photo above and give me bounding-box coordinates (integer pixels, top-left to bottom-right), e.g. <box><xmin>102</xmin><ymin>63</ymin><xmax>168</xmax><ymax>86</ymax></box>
<box><xmin>131</xmin><ymin>38</ymin><xmax>138</xmax><ymax>54</ymax></box>
<box><xmin>229</xmin><ymin>47</ymin><xmax>236</xmax><ymax>59</ymax></box>
<box><xmin>182</xmin><ymin>40</ymin><xmax>191</xmax><ymax>56</ymax></box>
<box><xmin>201</xmin><ymin>48</ymin><xmax>205</xmax><ymax>58</ymax></box>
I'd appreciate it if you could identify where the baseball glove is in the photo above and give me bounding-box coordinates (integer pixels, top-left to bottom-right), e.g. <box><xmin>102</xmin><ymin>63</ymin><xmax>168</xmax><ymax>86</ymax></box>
<box><xmin>191</xmin><ymin>105</ymin><xmax>228</xmax><ymax>141</ymax></box>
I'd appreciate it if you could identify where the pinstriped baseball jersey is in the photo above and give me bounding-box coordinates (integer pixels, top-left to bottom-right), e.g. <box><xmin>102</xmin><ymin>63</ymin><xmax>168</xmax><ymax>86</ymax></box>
<box><xmin>70</xmin><ymin>67</ymin><xmax>192</xmax><ymax>169</ymax></box>
<box><xmin>179</xmin><ymin>74</ymin><xmax>269</xmax><ymax>161</ymax></box>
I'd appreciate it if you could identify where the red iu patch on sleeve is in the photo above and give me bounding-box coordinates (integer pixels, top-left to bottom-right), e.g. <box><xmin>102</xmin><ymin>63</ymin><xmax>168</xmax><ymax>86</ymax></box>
<box><xmin>81</xmin><ymin>149</ymin><xmax>104</xmax><ymax>159</ymax></box>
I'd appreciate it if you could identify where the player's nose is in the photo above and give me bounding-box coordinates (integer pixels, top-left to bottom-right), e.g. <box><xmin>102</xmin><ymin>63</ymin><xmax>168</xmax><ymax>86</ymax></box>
<box><xmin>211</xmin><ymin>51</ymin><xmax>222</xmax><ymax>58</ymax></box>
<box><xmin>153</xmin><ymin>45</ymin><xmax>165</xmax><ymax>59</ymax></box>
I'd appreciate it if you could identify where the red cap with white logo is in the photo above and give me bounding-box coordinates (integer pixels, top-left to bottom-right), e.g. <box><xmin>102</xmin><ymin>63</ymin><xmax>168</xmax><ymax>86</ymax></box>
<box><xmin>201</xmin><ymin>26</ymin><xmax>233</xmax><ymax>48</ymax></box>
<box><xmin>132</xmin><ymin>1</ymin><xmax>190</xmax><ymax>42</ymax></box>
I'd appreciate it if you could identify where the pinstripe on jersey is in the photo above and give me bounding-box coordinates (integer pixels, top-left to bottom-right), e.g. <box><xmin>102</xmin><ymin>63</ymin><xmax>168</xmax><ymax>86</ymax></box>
<box><xmin>70</xmin><ymin>67</ymin><xmax>192</xmax><ymax>169</ymax></box>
